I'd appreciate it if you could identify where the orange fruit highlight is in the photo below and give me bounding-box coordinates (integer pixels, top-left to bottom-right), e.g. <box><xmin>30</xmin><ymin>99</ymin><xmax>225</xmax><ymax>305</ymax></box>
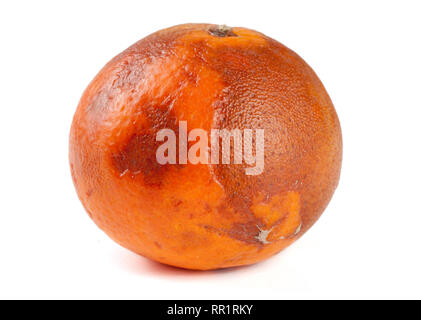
<box><xmin>69</xmin><ymin>24</ymin><xmax>342</xmax><ymax>270</ymax></box>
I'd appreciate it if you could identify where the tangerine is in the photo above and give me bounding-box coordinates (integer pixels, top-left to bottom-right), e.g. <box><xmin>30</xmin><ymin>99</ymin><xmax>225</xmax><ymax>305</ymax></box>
<box><xmin>69</xmin><ymin>24</ymin><xmax>342</xmax><ymax>270</ymax></box>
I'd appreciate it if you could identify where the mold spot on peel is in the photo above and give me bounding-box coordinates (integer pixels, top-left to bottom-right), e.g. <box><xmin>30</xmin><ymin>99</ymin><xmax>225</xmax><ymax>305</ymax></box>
<box><xmin>255</xmin><ymin>225</ymin><xmax>273</xmax><ymax>244</ymax></box>
<box><xmin>294</xmin><ymin>223</ymin><xmax>302</xmax><ymax>236</ymax></box>
<box><xmin>251</xmin><ymin>191</ymin><xmax>303</xmax><ymax>243</ymax></box>
<box><xmin>255</xmin><ymin>221</ymin><xmax>301</xmax><ymax>244</ymax></box>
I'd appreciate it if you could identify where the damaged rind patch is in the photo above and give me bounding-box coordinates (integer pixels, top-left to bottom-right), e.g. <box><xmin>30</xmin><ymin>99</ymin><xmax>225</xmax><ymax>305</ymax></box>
<box><xmin>202</xmin><ymin>191</ymin><xmax>302</xmax><ymax>246</ymax></box>
<box><xmin>253</xmin><ymin>191</ymin><xmax>302</xmax><ymax>244</ymax></box>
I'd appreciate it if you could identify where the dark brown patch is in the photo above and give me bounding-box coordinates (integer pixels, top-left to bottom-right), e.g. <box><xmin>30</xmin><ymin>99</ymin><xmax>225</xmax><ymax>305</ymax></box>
<box><xmin>226</xmin><ymin>222</ymin><xmax>261</xmax><ymax>245</ymax></box>
<box><xmin>202</xmin><ymin>222</ymin><xmax>262</xmax><ymax>246</ymax></box>
<box><xmin>112</xmin><ymin>103</ymin><xmax>182</xmax><ymax>187</ymax></box>
<box><xmin>113</xmin><ymin>133</ymin><xmax>164</xmax><ymax>185</ymax></box>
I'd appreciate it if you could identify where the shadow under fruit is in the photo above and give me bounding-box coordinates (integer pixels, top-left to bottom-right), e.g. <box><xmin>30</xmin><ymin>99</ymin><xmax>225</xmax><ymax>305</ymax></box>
<box><xmin>69</xmin><ymin>24</ymin><xmax>342</xmax><ymax>270</ymax></box>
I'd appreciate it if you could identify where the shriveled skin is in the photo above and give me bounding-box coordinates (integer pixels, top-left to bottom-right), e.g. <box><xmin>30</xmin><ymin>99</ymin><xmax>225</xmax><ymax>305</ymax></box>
<box><xmin>69</xmin><ymin>24</ymin><xmax>342</xmax><ymax>270</ymax></box>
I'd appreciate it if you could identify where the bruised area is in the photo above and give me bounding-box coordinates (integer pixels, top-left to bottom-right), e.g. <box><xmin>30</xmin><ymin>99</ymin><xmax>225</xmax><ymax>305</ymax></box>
<box><xmin>111</xmin><ymin>103</ymin><xmax>181</xmax><ymax>187</ymax></box>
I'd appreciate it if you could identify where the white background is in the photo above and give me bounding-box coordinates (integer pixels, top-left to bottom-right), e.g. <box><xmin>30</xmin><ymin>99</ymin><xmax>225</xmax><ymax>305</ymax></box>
<box><xmin>1</xmin><ymin>0</ymin><xmax>420</xmax><ymax>299</ymax></box>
